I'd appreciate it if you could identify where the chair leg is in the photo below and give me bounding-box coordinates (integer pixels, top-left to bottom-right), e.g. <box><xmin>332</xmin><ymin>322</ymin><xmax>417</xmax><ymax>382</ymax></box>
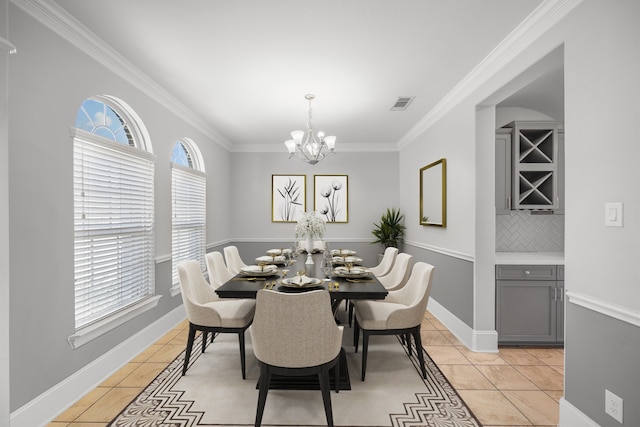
<box><xmin>255</xmin><ymin>364</ymin><xmax>271</xmax><ymax>427</ymax></box>
<box><xmin>353</xmin><ymin>319</ymin><xmax>360</xmax><ymax>352</ymax></box>
<box><xmin>318</xmin><ymin>366</ymin><xmax>334</xmax><ymax>427</ymax></box>
<box><xmin>406</xmin><ymin>333</ymin><xmax>412</xmax><ymax>356</ymax></box>
<box><xmin>361</xmin><ymin>330</ymin><xmax>369</xmax><ymax>381</ymax></box>
<box><xmin>238</xmin><ymin>330</ymin><xmax>247</xmax><ymax>379</ymax></box>
<box><xmin>334</xmin><ymin>351</ymin><xmax>341</xmax><ymax>393</ymax></box>
<box><xmin>348</xmin><ymin>301</ymin><xmax>354</xmax><ymax>326</ymax></box>
<box><xmin>202</xmin><ymin>331</ymin><xmax>208</xmax><ymax>353</ymax></box>
<box><xmin>182</xmin><ymin>323</ymin><xmax>197</xmax><ymax>376</ymax></box>
<box><xmin>412</xmin><ymin>326</ymin><xmax>427</xmax><ymax>379</ymax></box>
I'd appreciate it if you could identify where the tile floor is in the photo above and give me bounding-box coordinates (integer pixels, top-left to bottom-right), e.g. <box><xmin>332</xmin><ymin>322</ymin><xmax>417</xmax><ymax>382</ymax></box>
<box><xmin>49</xmin><ymin>310</ymin><xmax>564</xmax><ymax>426</ymax></box>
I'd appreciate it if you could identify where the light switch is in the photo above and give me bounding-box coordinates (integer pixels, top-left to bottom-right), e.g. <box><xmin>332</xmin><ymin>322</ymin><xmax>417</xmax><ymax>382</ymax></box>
<box><xmin>605</xmin><ymin>202</ymin><xmax>623</xmax><ymax>227</ymax></box>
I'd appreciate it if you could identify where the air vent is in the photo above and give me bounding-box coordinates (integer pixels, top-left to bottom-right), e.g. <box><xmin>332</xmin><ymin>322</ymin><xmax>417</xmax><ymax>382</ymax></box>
<box><xmin>391</xmin><ymin>97</ymin><xmax>414</xmax><ymax>111</ymax></box>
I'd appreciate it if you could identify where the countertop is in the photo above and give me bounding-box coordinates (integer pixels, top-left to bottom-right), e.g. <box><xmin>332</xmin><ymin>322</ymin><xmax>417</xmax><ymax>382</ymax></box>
<box><xmin>495</xmin><ymin>252</ymin><xmax>564</xmax><ymax>265</ymax></box>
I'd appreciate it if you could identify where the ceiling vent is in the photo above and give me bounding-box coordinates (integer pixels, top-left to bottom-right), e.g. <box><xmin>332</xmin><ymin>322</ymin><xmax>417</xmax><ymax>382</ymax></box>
<box><xmin>391</xmin><ymin>97</ymin><xmax>414</xmax><ymax>111</ymax></box>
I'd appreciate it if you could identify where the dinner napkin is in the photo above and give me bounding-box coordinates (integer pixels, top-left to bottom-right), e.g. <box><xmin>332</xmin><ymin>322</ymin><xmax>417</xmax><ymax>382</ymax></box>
<box><xmin>241</xmin><ymin>264</ymin><xmax>276</xmax><ymax>273</ymax></box>
<box><xmin>293</xmin><ymin>275</ymin><xmax>314</xmax><ymax>285</ymax></box>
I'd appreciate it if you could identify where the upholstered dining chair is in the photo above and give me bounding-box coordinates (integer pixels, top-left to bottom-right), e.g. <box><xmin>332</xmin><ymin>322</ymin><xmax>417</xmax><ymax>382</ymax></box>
<box><xmin>205</xmin><ymin>251</ymin><xmax>234</xmax><ymax>286</ymax></box>
<box><xmin>377</xmin><ymin>252</ymin><xmax>413</xmax><ymax>291</ymax></box>
<box><xmin>223</xmin><ymin>245</ymin><xmax>248</xmax><ymax>275</ymax></box>
<box><xmin>353</xmin><ymin>262</ymin><xmax>435</xmax><ymax>381</ymax></box>
<box><xmin>177</xmin><ymin>260</ymin><xmax>255</xmax><ymax>378</ymax></box>
<box><xmin>369</xmin><ymin>246</ymin><xmax>398</xmax><ymax>277</ymax></box>
<box><xmin>251</xmin><ymin>289</ymin><xmax>344</xmax><ymax>427</ymax></box>
<box><xmin>348</xmin><ymin>253</ymin><xmax>413</xmax><ymax>327</ymax></box>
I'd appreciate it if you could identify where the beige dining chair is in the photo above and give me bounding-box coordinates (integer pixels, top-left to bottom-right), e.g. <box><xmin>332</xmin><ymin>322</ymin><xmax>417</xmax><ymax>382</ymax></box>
<box><xmin>353</xmin><ymin>262</ymin><xmax>435</xmax><ymax>381</ymax></box>
<box><xmin>348</xmin><ymin>253</ymin><xmax>413</xmax><ymax>326</ymax></box>
<box><xmin>251</xmin><ymin>289</ymin><xmax>344</xmax><ymax>427</ymax></box>
<box><xmin>377</xmin><ymin>252</ymin><xmax>413</xmax><ymax>291</ymax></box>
<box><xmin>223</xmin><ymin>245</ymin><xmax>248</xmax><ymax>275</ymax></box>
<box><xmin>369</xmin><ymin>246</ymin><xmax>398</xmax><ymax>277</ymax></box>
<box><xmin>177</xmin><ymin>260</ymin><xmax>255</xmax><ymax>379</ymax></box>
<box><xmin>206</xmin><ymin>251</ymin><xmax>234</xmax><ymax>286</ymax></box>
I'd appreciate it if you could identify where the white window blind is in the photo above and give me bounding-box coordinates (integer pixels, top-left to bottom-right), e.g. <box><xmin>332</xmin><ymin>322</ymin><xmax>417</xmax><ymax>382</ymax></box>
<box><xmin>73</xmin><ymin>130</ymin><xmax>155</xmax><ymax>330</ymax></box>
<box><xmin>172</xmin><ymin>164</ymin><xmax>206</xmax><ymax>285</ymax></box>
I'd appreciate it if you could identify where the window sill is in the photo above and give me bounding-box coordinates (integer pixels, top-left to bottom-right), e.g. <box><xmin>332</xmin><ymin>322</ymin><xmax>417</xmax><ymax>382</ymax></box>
<box><xmin>67</xmin><ymin>295</ymin><xmax>162</xmax><ymax>349</ymax></box>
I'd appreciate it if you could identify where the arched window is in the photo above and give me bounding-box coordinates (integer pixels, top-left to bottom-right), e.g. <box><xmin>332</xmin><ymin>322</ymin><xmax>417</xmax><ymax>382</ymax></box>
<box><xmin>69</xmin><ymin>95</ymin><xmax>158</xmax><ymax>349</ymax></box>
<box><xmin>171</xmin><ymin>138</ymin><xmax>206</xmax><ymax>294</ymax></box>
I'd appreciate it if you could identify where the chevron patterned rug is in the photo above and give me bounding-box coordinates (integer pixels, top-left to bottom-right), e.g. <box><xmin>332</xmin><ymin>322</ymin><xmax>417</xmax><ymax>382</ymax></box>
<box><xmin>109</xmin><ymin>320</ymin><xmax>481</xmax><ymax>427</ymax></box>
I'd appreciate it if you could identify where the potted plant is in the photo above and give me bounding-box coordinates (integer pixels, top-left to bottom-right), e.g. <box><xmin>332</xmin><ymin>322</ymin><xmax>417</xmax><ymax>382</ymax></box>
<box><xmin>371</xmin><ymin>208</ymin><xmax>406</xmax><ymax>249</ymax></box>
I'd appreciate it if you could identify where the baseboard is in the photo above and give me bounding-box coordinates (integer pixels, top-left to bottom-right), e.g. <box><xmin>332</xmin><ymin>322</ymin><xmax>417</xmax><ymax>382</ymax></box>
<box><xmin>427</xmin><ymin>298</ymin><xmax>498</xmax><ymax>353</ymax></box>
<box><xmin>10</xmin><ymin>306</ymin><xmax>186</xmax><ymax>427</ymax></box>
<box><xmin>559</xmin><ymin>397</ymin><xmax>599</xmax><ymax>427</ymax></box>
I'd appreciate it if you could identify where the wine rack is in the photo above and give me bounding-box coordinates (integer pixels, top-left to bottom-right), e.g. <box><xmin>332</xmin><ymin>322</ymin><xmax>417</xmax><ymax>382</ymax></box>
<box><xmin>508</xmin><ymin>122</ymin><xmax>560</xmax><ymax>210</ymax></box>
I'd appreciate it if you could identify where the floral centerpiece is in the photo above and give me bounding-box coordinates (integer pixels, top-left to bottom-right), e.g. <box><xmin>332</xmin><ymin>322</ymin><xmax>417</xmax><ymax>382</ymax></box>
<box><xmin>295</xmin><ymin>211</ymin><xmax>326</xmax><ymax>239</ymax></box>
<box><xmin>295</xmin><ymin>211</ymin><xmax>326</xmax><ymax>264</ymax></box>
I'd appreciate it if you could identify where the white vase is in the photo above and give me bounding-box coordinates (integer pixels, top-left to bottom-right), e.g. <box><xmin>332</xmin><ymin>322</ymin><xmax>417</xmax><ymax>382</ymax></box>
<box><xmin>305</xmin><ymin>236</ymin><xmax>314</xmax><ymax>265</ymax></box>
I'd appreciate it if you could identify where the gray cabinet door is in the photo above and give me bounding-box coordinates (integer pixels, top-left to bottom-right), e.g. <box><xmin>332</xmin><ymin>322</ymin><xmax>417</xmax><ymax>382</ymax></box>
<box><xmin>497</xmin><ymin>280</ymin><xmax>557</xmax><ymax>343</ymax></box>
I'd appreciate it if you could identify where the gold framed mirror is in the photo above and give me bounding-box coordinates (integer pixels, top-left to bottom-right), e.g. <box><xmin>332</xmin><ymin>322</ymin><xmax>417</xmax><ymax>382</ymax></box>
<box><xmin>420</xmin><ymin>158</ymin><xmax>446</xmax><ymax>227</ymax></box>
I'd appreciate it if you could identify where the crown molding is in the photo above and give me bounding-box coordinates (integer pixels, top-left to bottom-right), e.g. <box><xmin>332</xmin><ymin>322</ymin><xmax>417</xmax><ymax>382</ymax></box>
<box><xmin>231</xmin><ymin>142</ymin><xmax>399</xmax><ymax>153</ymax></box>
<box><xmin>397</xmin><ymin>0</ymin><xmax>582</xmax><ymax>149</ymax></box>
<box><xmin>12</xmin><ymin>0</ymin><xmax>233</xmax><ymax>151</ymax></box>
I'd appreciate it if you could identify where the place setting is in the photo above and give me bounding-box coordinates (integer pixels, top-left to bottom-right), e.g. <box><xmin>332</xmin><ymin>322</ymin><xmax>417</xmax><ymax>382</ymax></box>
<box><xmin>332</xmin><ymin>262</ymin><xmax>375</xmax><ymax>283</ymax></box>
<box><xmin>277</xmin><ymin>268</ymin><xmax>324</xmax><ymax>292</ymax></box>
<box><xmin>232</xmin><ymin>261</ymin><xmax>279</xmax><ymax>280</ymax></box>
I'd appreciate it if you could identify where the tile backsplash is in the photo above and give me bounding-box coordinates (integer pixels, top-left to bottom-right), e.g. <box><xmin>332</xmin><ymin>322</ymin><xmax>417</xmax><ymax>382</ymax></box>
<box><xmin>496</xmin><ymin>211</ymin><xmax>564</xmax><ymax>252</ymax></box>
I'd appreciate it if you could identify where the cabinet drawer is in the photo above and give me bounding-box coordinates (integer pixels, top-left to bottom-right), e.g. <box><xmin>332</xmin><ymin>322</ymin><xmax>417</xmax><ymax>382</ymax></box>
<box><xmin>557</xmin><ymin>265</ymin><xmax>564</xmax><ymax>280</ymax></box>
<box><xmin>496</xmin><ymin>265</ymin><xmax>556</xmax><ymax>280</ymax></box>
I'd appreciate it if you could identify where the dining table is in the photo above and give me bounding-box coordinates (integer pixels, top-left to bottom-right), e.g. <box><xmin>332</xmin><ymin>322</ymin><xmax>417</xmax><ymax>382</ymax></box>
<box><xmin>215</xmin><ymin>250</ymin><xmax>388</xmax><ymax>313</ymax></box>
<box><xmin>214</xmin><ymin>249</ymin><xmax>388</xmax><ymax>390</ymax></box>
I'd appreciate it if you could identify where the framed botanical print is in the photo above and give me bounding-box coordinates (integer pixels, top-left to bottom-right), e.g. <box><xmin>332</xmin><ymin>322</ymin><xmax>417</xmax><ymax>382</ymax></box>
<box><xmin>314</xmin><ymin>174</ymin><xmax>348</xmax><ymax>223</ymax></box>
<box><xmin>272</xmin><ymin>175</ymin><xmax>306</xmax><ymax>222</ymax></box>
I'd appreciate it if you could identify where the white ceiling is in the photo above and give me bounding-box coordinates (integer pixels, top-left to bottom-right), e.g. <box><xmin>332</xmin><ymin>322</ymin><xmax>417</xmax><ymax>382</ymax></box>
<box><xmin>54</xmin><ymin>0</ymin><xmax>548</xmax><ymax>150</ymax></box>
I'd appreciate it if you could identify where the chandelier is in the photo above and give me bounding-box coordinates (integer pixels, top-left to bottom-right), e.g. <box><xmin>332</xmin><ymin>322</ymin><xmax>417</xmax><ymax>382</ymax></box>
<box><xmin>284</xmin><ymin>94</ymin><xmax>336</xmax><ymax>165</ymax></box>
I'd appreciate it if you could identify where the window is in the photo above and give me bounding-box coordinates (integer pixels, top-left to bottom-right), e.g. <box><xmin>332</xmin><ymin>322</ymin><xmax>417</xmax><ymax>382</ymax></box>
<box><xmin>69</xmin><ymin>96</ymin><xmax>158</xmax><ymax>349</ymax></box>
<box><xmin>171</xmin><ymin>139</ymin><xmax>206</xmax><ymax>295</ymax></box>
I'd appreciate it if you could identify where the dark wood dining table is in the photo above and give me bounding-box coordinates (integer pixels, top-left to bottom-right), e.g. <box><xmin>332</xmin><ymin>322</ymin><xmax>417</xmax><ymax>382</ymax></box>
<box><xmin>215</xmin><ymin>251</ymin><xmax>388</xmax><ymax>311</ymax></box>
<box><xmin>214</xmin><ymin>251</ymin><xmax>388</xmax><ymax>390</ymax></box>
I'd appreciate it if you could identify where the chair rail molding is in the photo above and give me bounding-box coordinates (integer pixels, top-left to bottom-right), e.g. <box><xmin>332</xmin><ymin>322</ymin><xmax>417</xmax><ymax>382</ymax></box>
<box><xmin>404</xmin><ymin>240</ymin><xmax>474</xmax><ymax>262</ymax></box>
<box><xmin>566</xmin><ymin>291</ymin><xmax>640</xmax><ymax>328</ymax></box>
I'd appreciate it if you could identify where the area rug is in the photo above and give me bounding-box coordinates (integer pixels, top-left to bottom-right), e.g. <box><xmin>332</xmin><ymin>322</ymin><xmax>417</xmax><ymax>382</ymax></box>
<box><xmin>109</xmin><ymin>318</ymin><xmax>481</xmax><ymax>427</ymax></box>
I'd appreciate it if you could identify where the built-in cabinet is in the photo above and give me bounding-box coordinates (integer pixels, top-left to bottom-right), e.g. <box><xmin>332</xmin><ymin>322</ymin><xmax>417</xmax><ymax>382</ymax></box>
<box><xmin>495</xmin><ymin>121</ymin><xmax>564</xmax><ymax>213</ymax></box>
<box><xmin>496</xmin><ymin>264</ymin><xmax>564</xmax><ymax>344</ymax></box>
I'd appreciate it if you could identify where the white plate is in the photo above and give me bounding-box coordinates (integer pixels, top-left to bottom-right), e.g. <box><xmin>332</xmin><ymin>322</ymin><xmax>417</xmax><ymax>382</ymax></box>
<box><xmin>256</xmin><ymin>255</ymin><xmax>286</xmax><ymax>264</ymax></box>
<box><xmin>331</xmin><ymin>249</ymin><xmax>357</xmax><ymax>256</ymax></box>
<box><xmin>266</xmin><ymin>248</ymin><xmax>292</xmax><ymax>256</ymax></box>
<box><xmin>281</xmin><ymin>277</ymin><xmax>322</xmax><ymax>287</ymax></box>
<box><xmin>332</xmin><ymin>256</ymin><xmax>363</xmax><ymax>265</ymax></box>
<box><xmin>333</xmin><ymin>267</ymin><xmax>370</xmax><ymax>278</ymax></box>
<box><xmin>240</xmin><ymin>265</ymin><xmax>278</xmax><ymax>276</ymax></box>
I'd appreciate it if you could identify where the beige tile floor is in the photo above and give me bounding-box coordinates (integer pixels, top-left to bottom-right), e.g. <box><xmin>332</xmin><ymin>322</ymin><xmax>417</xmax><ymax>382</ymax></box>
<box><xmin>49</xmin><ymin>311</ymin><xmax>564</xmax><ymax>427</ymax></box>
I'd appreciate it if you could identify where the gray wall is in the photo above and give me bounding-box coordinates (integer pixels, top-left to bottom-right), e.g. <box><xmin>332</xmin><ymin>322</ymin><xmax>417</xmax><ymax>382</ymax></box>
<box><xmin>404</xmin><ymin>244</ymin><xmax>474</xmax><ymax>327</ymax></box>
<box><xmin>565</xmin><ymin>304</ymin><xmax>640</xmax><ymax>426</ymax></box>
<box><xmin>229</xmin><ymin>151</ymin><xmax>400</xmax><ymax>243</ymax></box>
<box><xmin>7</xmin><ymin>4</ymin><xmax>231</xmax><ymax>411</ymax></box>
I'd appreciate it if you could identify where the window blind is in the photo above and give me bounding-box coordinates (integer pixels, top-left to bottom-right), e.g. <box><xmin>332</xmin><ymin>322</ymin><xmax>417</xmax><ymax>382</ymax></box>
<box><xmin>74</xmin><ymin>132</ymin><xmax>155</xmax><ymax>329</ymax></box>
<box><xmin>172</xmin><ymin>164</ymin><xmax>206</xmax><ymax>285</ymax></box>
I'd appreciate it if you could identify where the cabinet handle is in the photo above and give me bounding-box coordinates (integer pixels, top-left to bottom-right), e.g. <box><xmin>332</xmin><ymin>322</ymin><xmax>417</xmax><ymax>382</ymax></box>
<box><xmin>507</xmin><ymin>197</ymin><xmax>511</xmax><ymax>210</ymax></box>
<box><xmin>559</xmin><ymin>286</ymin><xmax>564</xmax><ymax>302</ymax></box>
<box><xmin>524</xmin><ymin>270</ymin><xmax>530</xmax><ymax>275</ymax></box>
<box><xmin>553</xmin><ymin>287</ymin><xmax>557</xmax><ymax>301</ymax></box>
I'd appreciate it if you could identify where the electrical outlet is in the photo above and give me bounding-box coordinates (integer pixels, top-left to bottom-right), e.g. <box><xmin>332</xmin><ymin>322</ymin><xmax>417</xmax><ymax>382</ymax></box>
<box><xmin>605</xmin><ymin>389</ymin><xmax>623</xmax><ymax>423</ymax></box>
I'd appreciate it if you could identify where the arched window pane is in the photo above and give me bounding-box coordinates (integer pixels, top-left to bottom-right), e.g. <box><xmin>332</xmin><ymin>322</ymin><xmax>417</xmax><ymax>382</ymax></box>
<box><xmin>75</xmin><ymin>98</ymin><xmax>134</xmax><ymax>146</ymax></box>
<box><xmin>171</xmin><ymin>141</ymin><xmax>193</xmax><ymax>168</ymax></box>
